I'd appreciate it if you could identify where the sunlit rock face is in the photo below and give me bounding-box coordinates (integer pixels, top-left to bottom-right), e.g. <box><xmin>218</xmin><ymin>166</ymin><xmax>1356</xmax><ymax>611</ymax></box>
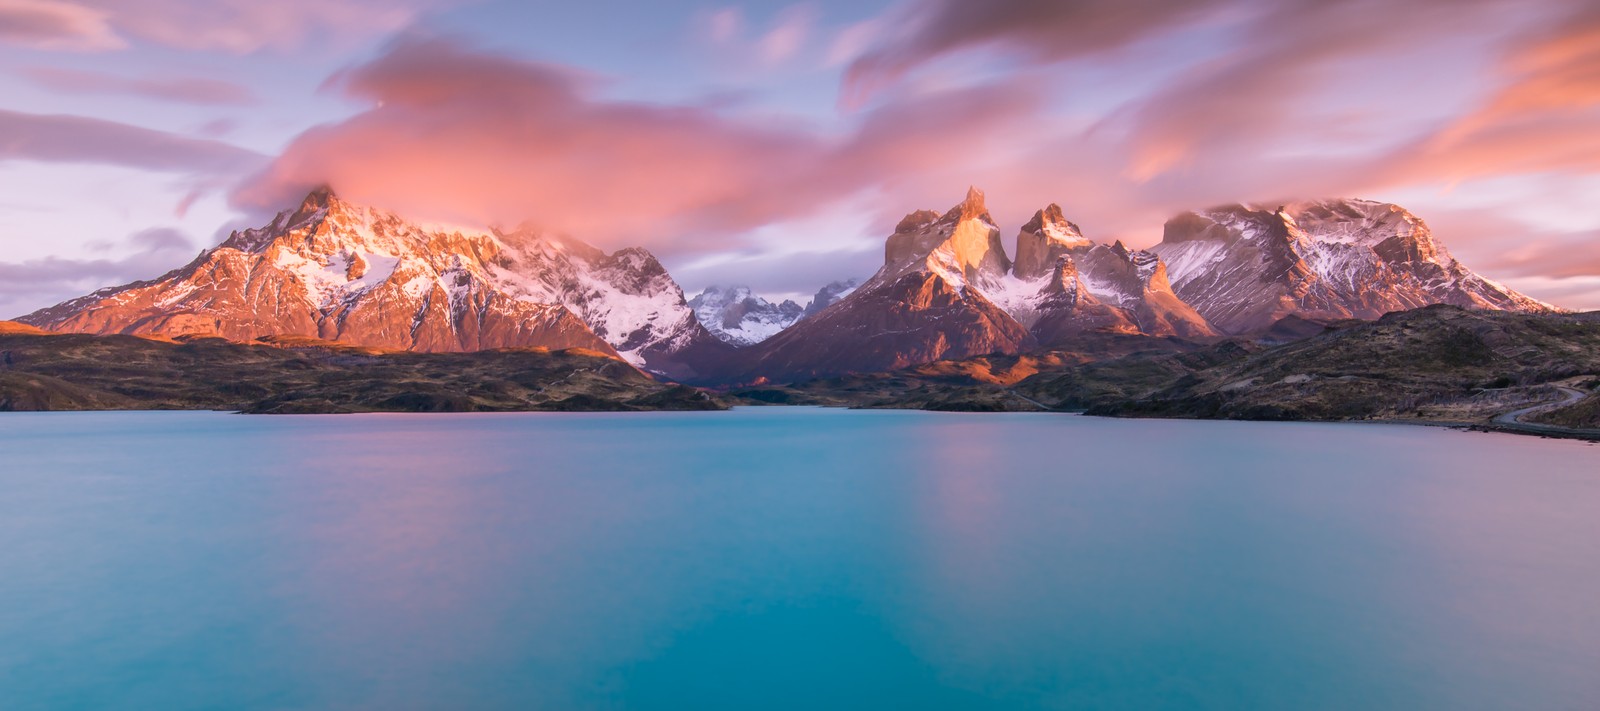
<box><xmin>20</xmin><ymin>189</ymin><xmax>733</xmax><ymax>379</ymax></box>
<box><xmin>1012</xmin><ymin>203</ymin><xmax>1091</xmax><ymax>281</ymax></box>
<box><xmin>1150</xmin><ymin>199</ymin><xmax>1556</xmax><ymax>335</ymax></box>
<box><xmin>984</xmin><ymin>205</ymin><xmax>1217</xmax><ymax>347</ymax></box>
<box><xmin>24</xmin><ymin>187</ymin><xmax>1555</xmax><ymax>388</ymax></box>
<box><xmin>881</xmin><ymin>187</ymin><xmax>1012</xmax><ymax>291</ymax></box>
<box><xmin>729</xmin><ymin>188</ymin><xmax>1035</xmax><ymax>384</ymax></box>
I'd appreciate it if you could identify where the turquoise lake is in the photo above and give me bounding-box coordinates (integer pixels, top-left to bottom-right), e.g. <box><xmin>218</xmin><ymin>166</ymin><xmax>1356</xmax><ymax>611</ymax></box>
<box><xmin>1</xmin><ymin>408</ymin><xmax>1596</xmax><ymax>710</ymax></box>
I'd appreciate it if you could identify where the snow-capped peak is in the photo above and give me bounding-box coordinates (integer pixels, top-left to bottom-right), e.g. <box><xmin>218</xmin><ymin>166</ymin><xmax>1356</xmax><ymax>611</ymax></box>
<box><xmin>687</xmin><ymin>285</ymin><xmax>805</xmax><ymax>346</ymax></box>
<box><xmin>22</xmin><ymin>188</ymin><xmax>726</xmax><ymax>379</ymax></box>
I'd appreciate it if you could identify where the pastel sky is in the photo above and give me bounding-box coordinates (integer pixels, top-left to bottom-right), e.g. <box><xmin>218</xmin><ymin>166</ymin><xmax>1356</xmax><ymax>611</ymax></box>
<box><xmin>2</xmin><ymin>0</ymin><xmax>1598</xmax><ymax>316</ymax></box>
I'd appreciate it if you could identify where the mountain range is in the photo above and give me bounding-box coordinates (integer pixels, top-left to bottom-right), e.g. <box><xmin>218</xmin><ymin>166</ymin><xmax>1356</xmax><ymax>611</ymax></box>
<box><xmin>17</xmin><ymin>187</ymin><xmax>1556</xmax><ymax>385</ymax></box>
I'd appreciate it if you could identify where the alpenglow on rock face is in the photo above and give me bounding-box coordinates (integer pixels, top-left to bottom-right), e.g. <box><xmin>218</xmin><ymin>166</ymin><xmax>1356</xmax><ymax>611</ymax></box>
<box><xmin>725</xmin><ymin>191</ymin><xmax>1550</xmax><ymax>384</ymax></box>
<box><xmin>1151</xmin><ymin>199</ymin><xmax>1555</xmax><ymax>334</ymax></box>
<box><xmin>21</xmin><ymin>187</ymin><xmax>1556</xmax><ymax>387</ymax></box>
<box><xmin>986</xmin><ymin>207</ymin><xmax>1216</xmax><ymax>345</ymax></box>
<box><xmin>728</xmin><ymin>188</ymin><xmax>1034</xmax><ymax>383</ymax></box>
<box><xmin>19</xmin><ymin>189</ymin><xmax>731</xmax><ymax>379</ymax></box>
<box><xmin>728</xmin><ymin>188</ymin><xmax>1231</xmax><ymax>383</ymax></box>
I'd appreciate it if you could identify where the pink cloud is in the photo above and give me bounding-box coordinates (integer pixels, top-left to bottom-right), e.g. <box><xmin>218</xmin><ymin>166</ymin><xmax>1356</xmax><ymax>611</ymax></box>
<box><xmin>21</xmin><ymin>66</ymin><xmax>256</xmax><ymax>105</ymax></box>
<box><xmin>842</xmin><ymin>0</ymin><xmax>1232</xmax><ymax>106</ymax></box>
<box><xmin>695</xmin><ymin>3</ymin><xmax>820</xmax><ymax>71</ymax></box>
<box><xmin>0</xmin><ymin>108</ymin><xmax>264</xmax><ymax>174</ymax></box>
<box><xmin>0</xmin><ymin>0</ymin><xmax>453</xmax><ymax>54</ymax></box>
<box><xmin>235</xmin><ymin>36</ymin><xmax>837</xmax><ymax>251</ymax></box>
<box><xmin>1388</xmin><ymin>4</ymin><xmax>1600</xmax><ymax>185</ymax></box>
<box><xmin>234</xmin><ymin>35</ymin><xmax>1058</xmax><ymax>257</ymax></box>
<box><xmin>704</xmin><ymin>7</ymin><xmax>742</xmax><ymax>44</ymax></box>
<box><xmin>105</xmin><ymin>0</ymin><xmax>447</xmax><ymax>53</ymax></box>
<box><xmin>756</xmin><ymin>5</ymin><xmax>815</xmax><ymax>64</ymax></box>
<box><xmin>0</xmin><ymin>0</ymin><xmax>121</xmax><ymax>50</ymax></box>
<box><xmin>234</xmin><ymin>2</ymin><xmax>1600</xmax><ymax>303</ymax></box>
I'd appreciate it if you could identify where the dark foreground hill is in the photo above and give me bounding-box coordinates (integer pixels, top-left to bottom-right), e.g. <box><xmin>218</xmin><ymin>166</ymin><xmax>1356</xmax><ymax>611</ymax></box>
<box><xmin>0</xmin><ymin>322</ymin><xmax>723</xmax><ymax>413</ymax></box>
<box><xmin>1074</xmin><ymin>305</ymin><xmax>1600</xmax><ymax>425</ymax></box>
<box><xmin>732</xmin><ymin>306</ymin><xmax>1600</xmax><ymax>439</ymax></box>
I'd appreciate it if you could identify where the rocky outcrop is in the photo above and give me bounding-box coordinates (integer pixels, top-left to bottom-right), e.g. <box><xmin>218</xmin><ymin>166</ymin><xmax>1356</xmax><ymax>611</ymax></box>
<box><xmin>1012</xmin><ymin>204</ymin><xmax>1092</xmax><ymax>280</ymax></box>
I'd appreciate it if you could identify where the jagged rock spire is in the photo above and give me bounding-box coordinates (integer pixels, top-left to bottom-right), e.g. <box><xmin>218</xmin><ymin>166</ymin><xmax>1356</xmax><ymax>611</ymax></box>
<box><xmin>883</xmin><ymin>188</ymin><xmax>1010</xmax><ymax>287</ymax></box>
<box><xmin>940</xmin><ymin>186</ymin><xmax>991</xmax><ymax>223</ymax></box>
<box><xmin>1013</xmin><ymin>202</ymin><xmax>1092</xmax><ymax>281</ymax></box>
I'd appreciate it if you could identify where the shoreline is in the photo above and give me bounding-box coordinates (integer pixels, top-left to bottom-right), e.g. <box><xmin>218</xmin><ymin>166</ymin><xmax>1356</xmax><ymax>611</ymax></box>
<box><xmin>5</xmin><ymin>402</ymin><xmax>1596</xmax><ymax>443</ymax></box>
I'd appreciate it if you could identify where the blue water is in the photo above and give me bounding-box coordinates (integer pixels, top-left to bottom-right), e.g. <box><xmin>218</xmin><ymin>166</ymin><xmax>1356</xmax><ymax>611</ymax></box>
<box><xmin>0</xmin><ymin>409</ymin><xmax>1596</xmax><ymax>710</ymax></box>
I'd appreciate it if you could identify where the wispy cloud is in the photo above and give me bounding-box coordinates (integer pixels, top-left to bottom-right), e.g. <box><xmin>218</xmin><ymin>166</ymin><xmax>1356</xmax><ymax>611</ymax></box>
<box><xmin>0</xmin><ymin>0</ymin><xmax>456</xmax><ymax>54</ymax></box>
<box><xmin>841</xmin><ymin>0</ymin><xmax>1232</xmax><ymax>106</ymax></box>
<box><xmin>22</xmin><ymin>66</ymin><xmax>257</xmax><ymax>105</ymax></box>
<box><xmin>0</xmin><ymin>108</ymin><xmax>265</xmax><ymax>174</ymax></box>
<box><xmin>0</xmin><ymin>0</ymin><xmax>122</xmax><ymax>51</ymax></box>
<box><xmin>0</xmin><ymin>227</ymin><xmax>196</xmax><ymax>319</ymax></box>
<box><xmin>695</xmin><ymin>3</ymin><xmax>822</xmax><ymax>70</ymax></box>
<box><xmin>233</xmin><ymin>34</ymin><xmax>1054</xmax><ymax>257</ymax></box>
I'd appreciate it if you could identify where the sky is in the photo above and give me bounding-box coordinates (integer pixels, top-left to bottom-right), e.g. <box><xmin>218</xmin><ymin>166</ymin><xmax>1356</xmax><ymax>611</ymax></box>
<box><xmin>2</xmin><ymin>0</ymin><xmax>1598</xmax><ymax>316</ymax></box>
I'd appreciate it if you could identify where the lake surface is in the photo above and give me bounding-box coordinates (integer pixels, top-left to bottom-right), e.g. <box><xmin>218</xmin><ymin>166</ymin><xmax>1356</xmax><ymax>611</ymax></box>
<box><xmin>1</xmin><ymin>409</ymin><xmax>1596</xmax><ymax>710</ymax></box>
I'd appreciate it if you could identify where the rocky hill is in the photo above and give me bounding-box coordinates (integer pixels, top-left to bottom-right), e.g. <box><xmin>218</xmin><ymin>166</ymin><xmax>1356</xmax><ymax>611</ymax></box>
<box><xmin>1052</xmin><ymin>306</ymin><xmax>1600</xmax><ymax>426</ymax></box>
<box><xmin>0</xmin><ymin>325</ymin><xmax>723</xmax><ymax>413</ymax></box>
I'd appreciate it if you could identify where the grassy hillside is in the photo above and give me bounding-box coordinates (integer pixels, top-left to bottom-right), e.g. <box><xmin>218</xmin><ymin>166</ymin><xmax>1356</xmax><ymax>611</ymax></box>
<box><xmin>0</xmin><ymin>325</ymin><xmax>723</xmax><ymax>413</ymax></box>
<box><xmin>1069</xmin><ymin>306</ymin><xmax>1600</xmax><ymax>424</ymax></box>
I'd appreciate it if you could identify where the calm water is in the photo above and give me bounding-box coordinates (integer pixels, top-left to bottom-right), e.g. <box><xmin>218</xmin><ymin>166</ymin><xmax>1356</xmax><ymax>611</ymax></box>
<box><xmin>0</xmin><ymin>409</ymin><xmax>1596</xmax><ymax>710</ymax></box>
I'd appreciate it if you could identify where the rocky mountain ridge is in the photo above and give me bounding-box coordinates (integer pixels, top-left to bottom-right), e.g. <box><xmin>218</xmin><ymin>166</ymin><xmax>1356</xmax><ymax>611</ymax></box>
<box><xmin>19</xmin><ymin>189</ymin><xmax>732</xmax><ymax>380</ymax></box>
<box><xmin>724</xmin><ymin>188</ymin><xmax>1225</xmax><ymax>383</ymax></box>
<box><xmin>20</xmin><ymin>187</ymin><xmax>1556</xmax><ymax>387</ymax></box>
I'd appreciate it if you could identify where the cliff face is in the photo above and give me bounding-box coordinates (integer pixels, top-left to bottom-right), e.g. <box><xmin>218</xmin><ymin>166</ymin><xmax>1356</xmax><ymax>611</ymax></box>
<box><xmin>1012</xmin><ymin>203</ymin><xmax>1091</xmax><ymax>281</ymax></box>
